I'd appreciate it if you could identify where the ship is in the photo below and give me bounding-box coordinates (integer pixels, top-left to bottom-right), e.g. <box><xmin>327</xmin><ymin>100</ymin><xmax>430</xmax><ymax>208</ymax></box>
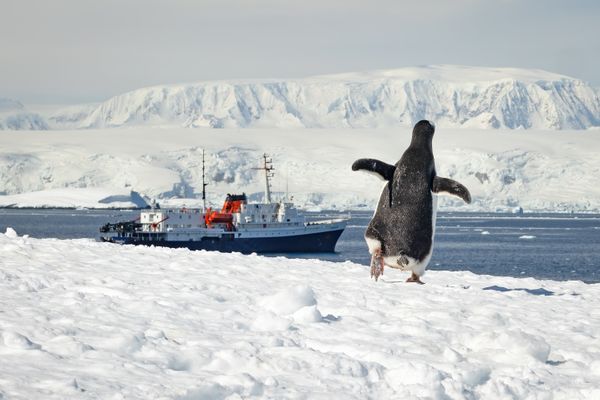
<box><xmin>99</xmin><ymin>154</ymin><xmax>348</xmax><ymax>253</ymax></box>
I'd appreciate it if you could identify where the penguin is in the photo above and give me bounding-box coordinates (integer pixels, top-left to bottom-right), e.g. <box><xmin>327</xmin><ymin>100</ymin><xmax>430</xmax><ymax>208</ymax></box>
<box><xmin>352</xmin><ymin>120</ymin><xmax>471</xmax><ymax>284</ymax></box>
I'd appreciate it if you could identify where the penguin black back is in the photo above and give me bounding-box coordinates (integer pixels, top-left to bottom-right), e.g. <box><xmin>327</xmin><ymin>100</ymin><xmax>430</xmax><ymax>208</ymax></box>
<box><xmin>375</xmin><ymin>120</ymin><xmax>436</xmax><ymax>260</ymax></box>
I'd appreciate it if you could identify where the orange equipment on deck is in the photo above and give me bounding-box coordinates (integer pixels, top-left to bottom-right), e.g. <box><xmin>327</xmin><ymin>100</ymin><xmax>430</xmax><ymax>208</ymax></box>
<box><xmin>221</xmin><ymin>193</ymin><xmax>247</xmax><ymax>213</ymax></box>
<box><xmin>204</xmin><ymin>194</ymin><xmax>247</xmax><ymax>230</ymax></box>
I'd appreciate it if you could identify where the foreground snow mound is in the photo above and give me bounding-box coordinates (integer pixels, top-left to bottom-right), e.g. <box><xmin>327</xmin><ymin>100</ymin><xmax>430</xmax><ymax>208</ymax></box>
<box><xmin>57</xmin><ymin>65</ymin><xmax>600</xmax><ymax>130</ymax></box>
<box><xmin>255</xmin><ymin>285</ymin><xmax>323</xmax><ymax>329</ymax></box>
<box><xmin>1</xmin><ymin>232</ymin><xmax>600</xmax><ymax>399</ymax></box>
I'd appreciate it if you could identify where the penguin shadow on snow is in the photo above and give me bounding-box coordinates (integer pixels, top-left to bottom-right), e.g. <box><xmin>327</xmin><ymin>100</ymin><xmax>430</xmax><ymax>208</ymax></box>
<box><xmin>482</xmin><ymin>285</ymin><xmax>555</xmax><ymax>296</ymax></box>
<box><xmin>352</xmin><ymin>120</ymin><xmax>472</xmax><ymax>285</ymax></box>
<box><xmin>379</xmin><ymin>278</ymin><xmax>418</xmax><ymax>284</ymax></box>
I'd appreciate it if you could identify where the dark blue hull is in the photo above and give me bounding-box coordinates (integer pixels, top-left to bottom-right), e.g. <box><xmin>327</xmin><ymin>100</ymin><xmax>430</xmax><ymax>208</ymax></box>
<box><xmin>109</xmin><ymin>228</ymin><xmax>345</xmax><ymax>254</ymax></box>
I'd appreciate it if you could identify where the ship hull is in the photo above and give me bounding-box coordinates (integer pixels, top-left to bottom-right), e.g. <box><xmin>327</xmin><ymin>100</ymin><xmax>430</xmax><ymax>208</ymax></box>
<box><xmin>106</xmin><ymin>228</ymin><xmax>345</xmax><ymax>254</ymax></box>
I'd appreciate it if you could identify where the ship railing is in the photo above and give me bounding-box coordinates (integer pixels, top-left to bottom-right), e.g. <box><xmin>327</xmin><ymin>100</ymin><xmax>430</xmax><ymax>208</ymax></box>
<box><xmin>164</xmin><ymin>208</ymin><xmax>203</xmax><ymax>214</ymax></box>
<box><xmin>306</xmin><ymin>216</ymin><xmax>350</xmax><ymax>226</ymax></box>
<box><xmin>99</xmin><ymin>220</ymin><xmax>143</xmax><ymax>233</ymax></box>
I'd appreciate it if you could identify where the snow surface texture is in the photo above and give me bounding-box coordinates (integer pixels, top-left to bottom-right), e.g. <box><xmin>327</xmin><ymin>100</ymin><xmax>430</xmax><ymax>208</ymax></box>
<box><xmin>1</xmin><ymin>127</ymin><xmax>600</xmax><ymax>212</ymax></box>
<box><xmin>13</xmin><ymin>65</ymin><xmax>600</xmax><ymax>131</ymax></box>
<box><xmin>1</xmin><ymin>229</ymin><xmax>599</xmax><ymax>399</ymax></box>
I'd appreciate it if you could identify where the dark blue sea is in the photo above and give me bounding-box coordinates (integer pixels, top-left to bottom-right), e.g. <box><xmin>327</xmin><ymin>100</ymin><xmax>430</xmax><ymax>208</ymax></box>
<box><xmin>1</xmin><ymin>209</ymin><xmax>599</xmax><ymax>283</ymax></box>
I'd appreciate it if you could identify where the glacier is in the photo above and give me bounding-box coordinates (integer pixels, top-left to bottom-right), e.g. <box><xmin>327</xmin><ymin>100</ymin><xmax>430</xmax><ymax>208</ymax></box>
<box><xmin>1</xmin><ymin>127</ymin><xmax>600</xmax><ymax>212</ymax></box>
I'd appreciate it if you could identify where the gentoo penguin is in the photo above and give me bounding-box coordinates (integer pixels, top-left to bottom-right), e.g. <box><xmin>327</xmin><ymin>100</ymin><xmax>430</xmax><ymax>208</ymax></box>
<box><xmin>352</xmin><ymin>120</ymin><xmax>471</xmax><ymax>284</ymax></box>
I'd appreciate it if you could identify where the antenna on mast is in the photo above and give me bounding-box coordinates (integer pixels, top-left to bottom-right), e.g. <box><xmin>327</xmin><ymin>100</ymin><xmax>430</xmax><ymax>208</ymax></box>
<box><xmin>202</xmin><ymin>149</ymin><xmax>208</xmax><ymax>210</ymax></box>
<box><xmin>253</xmin><ymin>154</ymin><xmax>274</xmax><ymax>204</ymax></box>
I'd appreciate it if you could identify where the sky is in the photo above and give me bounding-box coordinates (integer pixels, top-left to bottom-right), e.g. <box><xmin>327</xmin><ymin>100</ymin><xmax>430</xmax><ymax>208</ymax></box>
<box><xmin>1</xmin><ymin>0</ymin><xmax>599</xmax><ymax>104</ymax></box>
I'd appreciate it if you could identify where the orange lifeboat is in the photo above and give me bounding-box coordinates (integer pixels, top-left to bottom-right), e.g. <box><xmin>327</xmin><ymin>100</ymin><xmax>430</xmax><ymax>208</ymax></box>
<box><xmin>208</xmin><ymin>212</ymin><xmax>233</xmax><ymax>224</ymax></box>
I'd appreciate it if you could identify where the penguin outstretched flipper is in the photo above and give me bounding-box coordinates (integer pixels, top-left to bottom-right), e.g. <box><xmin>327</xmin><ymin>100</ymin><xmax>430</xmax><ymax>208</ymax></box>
<box><xmin>432</xmin><ymin>176</ymin><xmax>472</xmax><ymax>204</ymax></box>
<box><xmin>352</xmin><ymin>158</ymin><xmax>396</xmax><ymax>181</ymax></box>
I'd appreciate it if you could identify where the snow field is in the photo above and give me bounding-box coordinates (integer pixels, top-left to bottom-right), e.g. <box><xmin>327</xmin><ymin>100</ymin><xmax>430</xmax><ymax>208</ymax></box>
<box><xmin>1</xmin><ymin>229</ymin><xmax>600</xmax><ymax>399</ymax></box>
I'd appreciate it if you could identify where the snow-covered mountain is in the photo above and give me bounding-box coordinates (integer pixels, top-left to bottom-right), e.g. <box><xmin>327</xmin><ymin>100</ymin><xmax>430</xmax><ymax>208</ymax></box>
<box><xmin>73</xmin><ymin>65</ymin><xmax>600</xmax><ymax>130</ymax></box>
<box><xmin>0</xmin><ymin>98</ymin><xmax>48</xmax><ymax>130</ymax></box>
<box><xmin>45</xmin><ymin>103</ymin><xmax>98</xmax><ymax>130</ymax></box>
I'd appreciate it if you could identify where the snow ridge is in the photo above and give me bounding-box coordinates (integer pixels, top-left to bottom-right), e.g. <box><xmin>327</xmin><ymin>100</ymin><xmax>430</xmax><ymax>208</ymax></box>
<box><xmin>77</xmin><ymin>65</ymin><xmax>600</xmax><ymax>130</ymax></box>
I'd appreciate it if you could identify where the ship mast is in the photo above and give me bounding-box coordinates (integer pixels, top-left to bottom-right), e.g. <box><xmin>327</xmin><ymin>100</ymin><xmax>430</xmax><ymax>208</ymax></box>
<box><xmin>253</xmin><ymin>154</ymin><xmax>274</xmax><ymax>204</ymax></box>
<box><xmin>285</xmin><ymin>170</ymin><xmax>289</xmax><ymax>202</ymax></box>
<box><xmin>202</xmin><ymin>149</ymin><xmax>208</xmax><ymax>210</ymax></box>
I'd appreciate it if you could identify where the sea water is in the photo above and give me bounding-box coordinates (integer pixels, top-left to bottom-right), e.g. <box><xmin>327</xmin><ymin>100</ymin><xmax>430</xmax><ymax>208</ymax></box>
<box><xmin>1</xmin><ymin>209</ymin><xmax>599</xmax><ymax>283</ymax></box>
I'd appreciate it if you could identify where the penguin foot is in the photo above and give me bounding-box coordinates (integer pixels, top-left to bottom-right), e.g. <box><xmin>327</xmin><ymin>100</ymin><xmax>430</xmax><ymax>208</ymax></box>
<box><xmin>406</xmin><ymin>272</ymin><xmax>425</xmax><ymax>285</ymax></box>
<box><xmin>370</xmin><ymin>251</ymin><xmax>384</xmax><ymax>282</ymax></box>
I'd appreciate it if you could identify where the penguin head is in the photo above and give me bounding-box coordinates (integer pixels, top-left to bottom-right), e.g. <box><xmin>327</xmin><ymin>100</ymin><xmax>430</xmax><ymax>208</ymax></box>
<box><xmin>413</xmin><ymin>120</ymin><xmax>435</xmax><ymax>137</ymax></box>
<box><xmin>411</xmin><ymin>120</ymin><xmax>435</xmax><ymax>148</ymax></box>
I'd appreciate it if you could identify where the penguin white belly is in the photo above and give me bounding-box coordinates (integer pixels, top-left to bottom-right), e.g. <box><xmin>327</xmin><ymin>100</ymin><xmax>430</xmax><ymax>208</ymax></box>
<box><xmin>365</xmin><ymin>236</ymin><xmax>382</xmax><ymax>254</ymax></box>
<box><xmin>383</xmin><ymin>193</ymin><xmax>438</xmax><ymax>276</ymax></box>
